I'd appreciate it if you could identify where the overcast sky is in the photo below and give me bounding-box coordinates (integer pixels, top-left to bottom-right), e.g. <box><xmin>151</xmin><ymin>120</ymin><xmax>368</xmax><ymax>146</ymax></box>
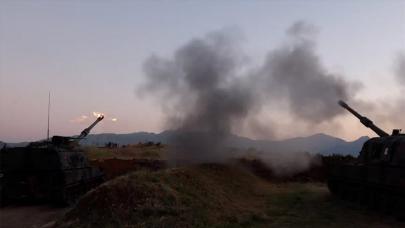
<box><xmin>1</xmin><ymin>0</ymin><xmax>404</xmax><ymax>142</ymax></box>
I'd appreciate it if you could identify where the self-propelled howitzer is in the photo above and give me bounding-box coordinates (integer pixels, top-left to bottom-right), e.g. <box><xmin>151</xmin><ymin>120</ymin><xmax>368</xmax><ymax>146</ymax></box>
<box><xmin>0</xmin><ymin>115</ymin><xmax>105</xmax><ymax>206</ymax></box>
<box><xmin>328</xmin><ymin>101</ymin><xmax>405</xmax><ymax>216</ymax></box>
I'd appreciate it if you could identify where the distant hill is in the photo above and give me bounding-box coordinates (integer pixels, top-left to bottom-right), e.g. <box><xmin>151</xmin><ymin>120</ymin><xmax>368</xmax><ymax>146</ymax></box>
<box><xmin>79</xmin><ymin>131</ymin><xmax>368</xmax><ymax>156</ymax></box>
<box><xmin>79</xmin><ymin>131</ymin><xmax>174</xmax><ymax>146</ymax></box>
<box><xmin>0</xmin><ymin>141</ymin><xmax>29</xmax><ymax>148</ymax></box>
<box><xmin>1</xmin><ymin>131</ymin><xmax>369</xmax><ymax>156</ymax></box>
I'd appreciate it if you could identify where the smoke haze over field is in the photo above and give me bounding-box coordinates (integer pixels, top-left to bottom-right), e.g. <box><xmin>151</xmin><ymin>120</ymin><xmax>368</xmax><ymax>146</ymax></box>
<box><xmin>139</xmin><ymin>22</ymin><xmax>356</xmax><ymax>170</ymax></box>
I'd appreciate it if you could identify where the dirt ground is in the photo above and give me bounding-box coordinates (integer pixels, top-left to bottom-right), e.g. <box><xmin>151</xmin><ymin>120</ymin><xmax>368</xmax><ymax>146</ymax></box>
<box><xmin>0</xmin><ymin>205</ymin><xmax>68</xmax><ymax>228</ymax></box>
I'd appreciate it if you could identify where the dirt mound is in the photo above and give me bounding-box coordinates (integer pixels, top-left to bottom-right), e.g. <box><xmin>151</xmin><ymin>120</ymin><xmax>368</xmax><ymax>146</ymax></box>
<box><xmin>57</xmin><ymin>164</ymin><xmax>269</xmax><ymax>227</ymax></box>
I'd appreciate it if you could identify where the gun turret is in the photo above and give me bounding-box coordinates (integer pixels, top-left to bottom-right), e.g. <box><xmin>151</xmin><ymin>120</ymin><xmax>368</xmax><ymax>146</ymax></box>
<box><xmin>49</xmin><ymin>115</ymin><xmax>104</xmax><ymax>146</ymax></box>
<box><xmin>338</xmin><ymin>100</ymin><xmax>389</xmax><ymax>137</ymax></box>
<box><xmin>77</xmin><ymin>115</ymin><xmax>104</xmax><ymax>140</ymax></box>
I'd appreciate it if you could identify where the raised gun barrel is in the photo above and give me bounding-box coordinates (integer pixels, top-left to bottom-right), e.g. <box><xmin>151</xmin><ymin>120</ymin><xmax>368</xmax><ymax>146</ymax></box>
<box><xmin>338</xmin><ymin>100</ymin><xmax>389</xmax><ymax>137</ymax></box>
<box><xmin>77</xmin><ymin>115</ymin><xmax>105</xmax><ymax>140</ymax></box>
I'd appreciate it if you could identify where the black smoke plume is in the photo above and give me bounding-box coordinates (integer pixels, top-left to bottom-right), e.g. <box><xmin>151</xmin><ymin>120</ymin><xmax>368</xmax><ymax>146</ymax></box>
<box><xmin>139</xmin><ymin>22</ymin><xmax>355</xmax><ymax>168</ymax></box>
<box><xmin>141</xmin><ymin>30</ymin><xmax>256</xmax><ymax>163</ymax></box>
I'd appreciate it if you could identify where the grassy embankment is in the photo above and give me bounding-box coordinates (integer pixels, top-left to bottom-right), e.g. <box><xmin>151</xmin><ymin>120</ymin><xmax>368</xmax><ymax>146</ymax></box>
<box><xmin>57</xmin><ymin>161</ymin><xmax>401</xmax><ymax>228</ymax></box>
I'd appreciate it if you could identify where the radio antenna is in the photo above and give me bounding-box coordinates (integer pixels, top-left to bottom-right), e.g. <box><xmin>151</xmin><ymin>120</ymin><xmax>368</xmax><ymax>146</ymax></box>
<box><xmin>47</xmin><ymin>91</ymin><xmax>51</xmax><ymax>141</ymax></box>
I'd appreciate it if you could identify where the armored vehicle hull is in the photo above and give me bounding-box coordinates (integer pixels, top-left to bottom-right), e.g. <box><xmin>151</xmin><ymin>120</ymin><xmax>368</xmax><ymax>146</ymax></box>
<box><xmin>0</xmin><ymin>144</ymin><xmax>104</xmax><ymax>205</ymax></box>
<box><xmin>328</xmin><ymin>101</ymin><xmax>405</xmax><ymax>215</ymax></box>
<box><xmin>0</xmin><ymin>115</ymin><xmax>105</xmax><ymax>206</ymax></box>
<box><xmin>328</xmin><ymin>136</ymin><xmax>405</xmax><ymax>210</ymax></box>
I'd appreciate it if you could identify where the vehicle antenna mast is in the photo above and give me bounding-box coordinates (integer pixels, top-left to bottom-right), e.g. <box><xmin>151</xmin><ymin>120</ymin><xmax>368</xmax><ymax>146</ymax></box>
<box><xmin>47</xmin><ymin>91</ymin><xmax>51</xmax><ymax>141</ymax></box>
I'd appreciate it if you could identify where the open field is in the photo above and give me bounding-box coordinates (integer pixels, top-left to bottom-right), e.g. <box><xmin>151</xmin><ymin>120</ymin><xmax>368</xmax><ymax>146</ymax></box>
<box><xmin>57</xmin><ymin>163</ymin><xmax>403</xmax><ymax>228</ymax></box>
<box><xmin>1</xmin><ymin>145</ymin><xmax>403</xmax><ymax>227</ymax></box>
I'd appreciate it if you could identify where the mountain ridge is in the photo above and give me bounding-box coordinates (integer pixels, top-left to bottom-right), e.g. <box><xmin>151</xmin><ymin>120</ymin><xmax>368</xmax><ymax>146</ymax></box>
<box><xmin>0</xmin><ymin>131</ymin><xmax>369</xmax><ymax>156</ymax></box>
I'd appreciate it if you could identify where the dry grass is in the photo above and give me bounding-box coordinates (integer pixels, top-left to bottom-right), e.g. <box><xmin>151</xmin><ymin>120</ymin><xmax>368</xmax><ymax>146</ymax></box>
<box><xmin>83</xmin><ymin>144</ymin><xmax>165</xmax><ymax>161</ymax></box>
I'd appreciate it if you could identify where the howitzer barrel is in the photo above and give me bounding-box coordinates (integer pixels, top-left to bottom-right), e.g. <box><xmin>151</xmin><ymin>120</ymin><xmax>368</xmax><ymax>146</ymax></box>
<box><xmin>78</xmin><ymin>115</ymin><xmax>104</xmax><ymax>139</ymax></box>
<box><xmin>338</xmin><ymin>100</ymin><xmax>389</xmax><ymax>137</ymax></box>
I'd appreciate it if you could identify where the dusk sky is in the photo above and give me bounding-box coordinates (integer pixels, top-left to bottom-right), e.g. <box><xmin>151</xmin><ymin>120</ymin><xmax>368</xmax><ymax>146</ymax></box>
<box><xmin>1</xmin><ymin>0</ymin><xmax>404</xmax><ymax>142</ymax></box>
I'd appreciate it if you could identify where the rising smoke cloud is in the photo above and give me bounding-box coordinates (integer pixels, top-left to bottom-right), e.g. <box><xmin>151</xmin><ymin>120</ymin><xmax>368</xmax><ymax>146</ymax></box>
<box><xmin>389</xmin><ymin>53</ymin><xmax>405</xmax><ymax>127</ymax></box>
<box><xmin>139</xmin><ymin>22</ymin><xmax>355</xmax><ymax>169</ymax></box>
<box><xmin>367</xmin><ymin>52</ymin><xmax>405</xmax><ymax>130</ymax></box>
<box><xmin>395</xmin><ymin>53</ymin><xmax>405</xmax><ymax>85</ymax></box>
<box><xmin>257</xmin><ymin>21</ymin><xmax>350</xmax><ymax>123</ymax></box>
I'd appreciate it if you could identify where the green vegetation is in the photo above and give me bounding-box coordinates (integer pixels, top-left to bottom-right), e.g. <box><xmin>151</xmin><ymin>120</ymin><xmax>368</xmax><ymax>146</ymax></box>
<box><xmin>262</xmin><ymin>183</ymin><xmax>399</xmax><ymax>228</ymax></box>
<box><xmin>57</xmin><ymin>164</ymin><xmax>402</xmax><ymax>228</ymax></box>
